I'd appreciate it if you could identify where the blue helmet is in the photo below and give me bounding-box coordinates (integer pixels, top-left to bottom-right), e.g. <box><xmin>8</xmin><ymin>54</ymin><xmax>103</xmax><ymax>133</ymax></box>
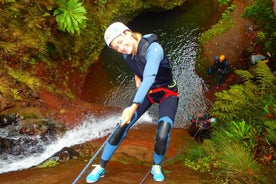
<box><xmin>214</xmin><ymin>56</ymin><xmax>219</xmax><ymax>62</ymax></box>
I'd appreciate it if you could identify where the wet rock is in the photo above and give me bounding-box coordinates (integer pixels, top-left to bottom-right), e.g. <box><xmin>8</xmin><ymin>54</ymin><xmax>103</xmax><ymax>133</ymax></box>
<box><xmin>18</xmin><ymin>118</ymin><xmax>66</xmax><ymax>137</ymax></box>
<box><xmin>11</xmin><ymin>145</ymin><xmax>23</xmax><ymax>156</ymax></box>
<box><xmin>0</xmin><ymin>114</ymin><xmax>66</xmax><ymax>157</ymax></box>
<box><xmin>52</xmin><ymin>147</ymin><xmax>80</xmax><ymax>161</ymax></box>
<box><xmin>0</xmin><ymin>137</ymin><xmax>15</xmax><ymax>154</ymax></box>
<box><xmin>0</xmin><ymin>113</ymin><xmax>20</xmax><ymax>128</ymax></box>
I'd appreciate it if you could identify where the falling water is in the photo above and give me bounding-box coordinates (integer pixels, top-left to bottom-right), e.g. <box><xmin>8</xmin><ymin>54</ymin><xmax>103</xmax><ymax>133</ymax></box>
<box><xmin>0</xmin><ymin>113</ymin><xmax>152</xmax><ymax>174</ymax></box>
<box><xmin>82</xmin><ymin>0</ymin><xmax>220</xmax><ymax>127</ymax></box>
<box><xmin>0</xmin><ymin>0</ymin><xmax>220</xmax><ymax>174</ymax></box>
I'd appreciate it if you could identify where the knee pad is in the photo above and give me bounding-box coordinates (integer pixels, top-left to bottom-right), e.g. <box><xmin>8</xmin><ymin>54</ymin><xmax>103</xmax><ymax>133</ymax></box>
<box><xmin>108</xmin><ymin>112</ymin><xmax>138</xmax><ymax>146</ymax></box>
<box><xmin>108</xmin><ymin>124</ymin><xmax>128</xmax><ymax>145</ymax></box>
<box><xmin>154</xmin><ymin>121</ymin><xmax>171</xmax><ymax>155</ymax></box>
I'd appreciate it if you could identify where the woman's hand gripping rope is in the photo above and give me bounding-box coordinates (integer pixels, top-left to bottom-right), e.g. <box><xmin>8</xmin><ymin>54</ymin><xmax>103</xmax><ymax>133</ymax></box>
<box><xmin>119</xmin><ymin>103</ymin><xmax>139</xmax><ymax>126</ymax></box>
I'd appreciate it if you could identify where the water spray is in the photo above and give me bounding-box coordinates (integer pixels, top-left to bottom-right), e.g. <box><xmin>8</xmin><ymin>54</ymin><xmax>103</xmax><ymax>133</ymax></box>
<box><xmin>72</xmin><ymin>123</ymin><xmax>119</xmax><ymax>184</ymax></box>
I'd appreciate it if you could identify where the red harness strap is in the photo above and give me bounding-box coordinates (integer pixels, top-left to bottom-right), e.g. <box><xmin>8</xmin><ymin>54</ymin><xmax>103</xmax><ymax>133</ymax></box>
<box><xmin>147</xmin><ymin>87</ymin><xmax>178</xmax><ymax>104</ymax></box>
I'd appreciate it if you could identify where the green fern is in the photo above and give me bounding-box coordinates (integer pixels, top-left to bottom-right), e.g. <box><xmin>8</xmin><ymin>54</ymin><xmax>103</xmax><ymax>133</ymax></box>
<box><xmin>211</xmin><ymin>62</ymin><xmax>275</xmax><ymax>123</ymax></box>
<box><xmin>7</xmin><ymin>68</ymin><xmax>41</xmax><ymax>90</ymax></box>
<box><xmin>20</xmin><ymin>33</ymin><xmax>47</xmax><ymax>54</ymax></box>
<box><xmin>254</xmin><ymin>62</ymin><xmax>275</xmax><ymax>94</ymax></box>
<box><xmin>264</xmin><ymin>120</ymin><xmax>276</xmax><ymax>143</ymax></box>
<box><xmin>0</xmin><ymin>41</ymin><xmax>18</xmax><ymax>57</ymax></box>
<box><xmin>234</xmin><ymin>69</ymin><xmax>254</xmax><ymax>82</ymax></box>
<box><xmin>0</xmin><ymin>76</ymin><xmax>10</xmax><ymax>97</ymax></box>
<box><xmin>211</xmin><ymin>84</ymin><xmax>257</xmax><ymax>121</ymax></box>
<box><xmin>10</xmin><ymin>88</ymin><xmax>22</xmax><ymax>101</ymax></box>
<box><xmin>54</xmin><ymin>0</ymin><xmax>88</xmax><ymax>35</ymax></box>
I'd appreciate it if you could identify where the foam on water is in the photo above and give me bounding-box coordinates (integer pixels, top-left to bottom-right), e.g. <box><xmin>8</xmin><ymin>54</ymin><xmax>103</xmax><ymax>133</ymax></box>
<box><xmin>0</xmin><ymin>113</ymin><xmax>152</xmax><ymax>174</ymax></box>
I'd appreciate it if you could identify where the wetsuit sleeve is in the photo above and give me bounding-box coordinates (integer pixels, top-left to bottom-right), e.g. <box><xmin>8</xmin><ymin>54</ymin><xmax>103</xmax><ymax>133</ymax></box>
<box><xmin>132</xmin><ymin>42</ymin><xmax>164</xmax><ymax>104</ymax></box>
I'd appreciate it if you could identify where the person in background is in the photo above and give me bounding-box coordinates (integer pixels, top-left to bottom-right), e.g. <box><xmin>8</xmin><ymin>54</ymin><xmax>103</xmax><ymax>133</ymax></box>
<box><xmin>194</xmin><ymin>113</ymin><xmax>216</xmax><ymax>129</ymax></box>
<box><xmin>250</xmin><ymin>52</ymin><xmax>271</xmax><ymax>65</ymax></box>
<box><xmin>85</xmin><ymin>22</ymin><xmax>179</xmax><ymax>183</ymax></box>
<box><xmin>208</xmin><ymin>54</ymin><xmax>229</xmax><ymax>90</ymax></box>
<box><xmin>188</xmin><ymin>113</ymin><xmax>216</xmax><ymax>142</ymax></box>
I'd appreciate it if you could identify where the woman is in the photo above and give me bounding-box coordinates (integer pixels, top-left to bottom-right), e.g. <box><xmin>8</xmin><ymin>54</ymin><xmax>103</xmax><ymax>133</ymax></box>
<box><xmin>86</xmin><ymin>22</ymin><xmax>179</xmax><ymax>183</ymax></box>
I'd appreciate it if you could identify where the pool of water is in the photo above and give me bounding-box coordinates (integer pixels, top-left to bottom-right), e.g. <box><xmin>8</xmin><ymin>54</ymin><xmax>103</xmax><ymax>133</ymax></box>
<box><xmin>82</xmin><ymin>0</ymin><xmax>221</xmax><ymax>127</ymax></box>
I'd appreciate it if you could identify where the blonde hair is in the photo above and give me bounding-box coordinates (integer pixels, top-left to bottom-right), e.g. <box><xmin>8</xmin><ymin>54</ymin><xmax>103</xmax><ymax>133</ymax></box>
<box><xmin>131</xmin><ymin>32</ymin><xmax>142</xmax><ymax>42</ymax></box>
<box><xmin>123</xmin><ymin>30</ymin><xmax>142</xmax><ymax>41</ymax></box>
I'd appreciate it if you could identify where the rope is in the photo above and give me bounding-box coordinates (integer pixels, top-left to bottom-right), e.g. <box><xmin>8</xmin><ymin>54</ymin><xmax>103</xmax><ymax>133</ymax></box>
<box><xmin>138</xmin><ymin>127</ymin><xmax>203</xmax><ymax>184</ymax></box>
<box><xmin>72</xmin><ymin>124</ymin><xmax>119</xmax><ymax>184</ymax></box>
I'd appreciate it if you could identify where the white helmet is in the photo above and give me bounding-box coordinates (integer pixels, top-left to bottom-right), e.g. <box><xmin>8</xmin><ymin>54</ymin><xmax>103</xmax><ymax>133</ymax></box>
<box><xmin>104</xmin><ymin>22</ymin><xmax>130</xmax><ymax>47</ymax></box>
<box><xmin>210</xmin><ymin>118</ymin><xmax>216</xmax><ymax>123</ymax></box>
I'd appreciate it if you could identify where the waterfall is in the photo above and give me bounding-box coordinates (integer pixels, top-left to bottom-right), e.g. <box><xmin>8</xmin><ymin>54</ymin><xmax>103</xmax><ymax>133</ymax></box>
<box><xmin>0</xmin><ymin>113</ymin><xmax>152</xmax><ymax>174</ymax></box>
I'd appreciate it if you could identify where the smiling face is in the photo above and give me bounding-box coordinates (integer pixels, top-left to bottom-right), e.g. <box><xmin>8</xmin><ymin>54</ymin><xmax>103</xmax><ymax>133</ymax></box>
<box><xmin>110</xmin><ymin>31</ymin><xmax>135</xmax><ymax>55</ymax></box>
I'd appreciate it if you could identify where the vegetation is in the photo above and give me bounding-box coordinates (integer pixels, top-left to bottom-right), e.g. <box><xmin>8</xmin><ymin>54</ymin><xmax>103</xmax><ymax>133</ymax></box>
<box><xmin>7</xmin><ymin>67</ymin><xmax>41</xmax><ymax>90</ymax></box>
<box><xmin>37</xmin><ymin>159</ymin><xmax>59</xmax><ymax>168</ymax></box>
<box><xmin>242</xmin><ymin>0</ymin><xmax>276</xmax><ymax>58</ymax></box>
<box><xmin>217</xmin><ymin>0</ymin><xmax>232</xmax><ymax>6</ymax></box>
<box><xmin>0</xmin><ymin>0</ymin><xmax>275</xmax><ymax>183</ymax></box>
<box><xmin>198</xmin><ymin>2</ymin><xmax>235</xmax><ymax>43</ymax></box>
<box><xmin>185</xmin><ymin>1</ymin><xmax>276</xmax><ymax>182</ymax></box>
<box><xmin>0</xmin><ymin>0</ymin><xmax>187</xmax><ymax>101</ymax></box>
<box><xmin>184</xmin><ymin>62</ymin><xmax>276</xmax><ymax>183</ymax></box>
<box><xmin>54</xmin><ymin>0</ymin><xmax>88</xmax><ymax>35</ymax></box>
<box><xmin>210</xmin><ymin>62</ymin><xmax>275</xmax><ymax>123</ymax></box>
<box><xmin>0</xmin><ymin>0</ymin><xmax>186</xmax><ymax>71</ymax></box>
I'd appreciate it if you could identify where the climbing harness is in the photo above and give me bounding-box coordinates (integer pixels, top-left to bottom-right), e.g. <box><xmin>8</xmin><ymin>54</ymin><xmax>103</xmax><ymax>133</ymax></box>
<box><xmin>138</xmin><ymin>127</ymin><xmax>203</xmax><ymax>184</ymax></box>
<box><xmin>147</xmin><ymin>86</ymin><xmax>178</xmax><ymax>104</ymax></box>
<box><xmin>72</xmin><ymin>123</ymin><xmax>120</xmax><ymax>184</ymax></box>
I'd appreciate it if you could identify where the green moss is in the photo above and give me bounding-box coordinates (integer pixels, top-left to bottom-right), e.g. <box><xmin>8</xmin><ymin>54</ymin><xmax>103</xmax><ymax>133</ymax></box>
<box><xmin>37</xmin><ymin>159</ymin><xmax>59</xmax><ymax>168</ymax></box>
<box><xmin>198</xmin><ymin>4</ymin><xmax>235</xmax><ymax>44</ymax></box>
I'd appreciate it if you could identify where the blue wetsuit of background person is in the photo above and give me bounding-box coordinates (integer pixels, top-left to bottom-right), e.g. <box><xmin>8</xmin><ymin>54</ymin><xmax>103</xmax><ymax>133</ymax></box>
<box><xmin>208</xmin><ymin>55</ymin><xmax>229</xmax><ymax>90</ymax></box>
<box><xmin>86</xmin><ymin>22</ymin><xmax>179</xmax><ymax>183</ymax></box>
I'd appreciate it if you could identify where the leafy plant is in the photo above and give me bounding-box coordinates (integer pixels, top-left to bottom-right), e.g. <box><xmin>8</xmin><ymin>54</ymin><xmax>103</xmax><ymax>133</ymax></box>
<box><xmin>37</xmin><ymin>159</ymin><xmax>59</xmax><ymax>168</ymax></box>
<box><xmin>217</xmin><ymin>0</ymin><xmax>231</xmax><ymax>6</ymax></box>
<box><xmin>263</xmin><ymin>119</ymin><xmax>276</xmax><ymax>144</ymax></box>
<box><xmin>94</xmin><ymin>0</ymin><xmax>108</xmax><ymax>10</ymax></box>
<box><xmin>200</xmin><ymin>126</ymin><xmax>266</xmax><ymax>183</ymax></box>
<box><xmin>10</xmin><ymin>88</ymin><xmax>22</xmax><ymax>101</ymax></box>
<box><xmin>184</xmin><ymin>156</ymin><xmax>215</xmax><ymax>172</ymax></box>
<box><xmin>199</xmin><ymin>4</ymin><xmax>234</xmax><ymax>43</ymax></box>
<box><xmin>0</xmin><ymin>42</ymin><xmax>18</xmax><ymax>57</ymax></box>
<box><xmin>242</xmin><ymin>0</ymin><xmax>276</xmax><ymax>56</ymax></box>
<box><xmin>222</xmin><ymin>120</ymin><xmax>256</xmax><ymax>149</ymax></box>
<box><xmin>210</xmin><ymin>84</ymin><xmax>257</xmax><ymax>122</ymax></box>
<box><xmin>184</xmin><ymin>144</ymin><xmax>219</xmax><ymax>172</ymax></box>
<box><xmin>205</xmin><ymin>120</ymin><xmax>256</xmax><ymax>151</ymax></box>
<box><xmin>242</xmin><ymin>0</ymin><xmax>275</xmax><ymax>31</ymax></box>
<box><xmin>54</xmin><ymin>0</ymin><xmax>88</xmax><ymax>35</ymax></box>
<box><xmin>0</xmin><ymin>68</ymin><xmax>10</xmax><ymax>95</ymax></box>
<box><xmin>8</xmin><ymin>68</ymin><xmax>41</xmax><ymax>90</ymax></box>
<box><xmin>218</xmin><ymin>143</ymin><xmax>263</xmax><ymax>184</ymax></box>
<box><xmin>210</xmin><ymin>62</ymin><xmax>275</xmax><ymax>123</ymax></box>
<box><xmin>254</xmin><ymin>61</ymin><xmax>275</xmax><ymax>94</ymax></box>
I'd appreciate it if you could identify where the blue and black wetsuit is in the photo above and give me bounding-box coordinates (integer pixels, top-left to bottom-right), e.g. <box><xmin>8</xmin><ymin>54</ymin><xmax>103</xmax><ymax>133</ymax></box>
<box><xmin>208</xmin><ymin>56</ymin><xmax>229</xmax><ymax>86</ymax></box>
<box><xmin>100</xmin><ymin>34</ymin><xmax>179</xmax><ymax>167</ymax></box>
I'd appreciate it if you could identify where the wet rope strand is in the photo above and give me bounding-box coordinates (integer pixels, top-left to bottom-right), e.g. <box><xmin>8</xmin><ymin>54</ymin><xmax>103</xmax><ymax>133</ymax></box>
<box><xmin>72</xmin><ymin>124</ymin><xmax>119</xmax><ymax>184</ymax></box>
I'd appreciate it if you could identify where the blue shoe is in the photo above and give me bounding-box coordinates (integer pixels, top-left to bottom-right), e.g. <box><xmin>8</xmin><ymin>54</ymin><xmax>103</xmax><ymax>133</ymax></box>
<box><xmin>151</xmin><ymin>165</ymin><xmax>164</xmax><ymax>182</ymax></box>
<box><xmin>86</xmin><ymin>165</ymin><xmax>104</xmax><ymax>183</ymax></box>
